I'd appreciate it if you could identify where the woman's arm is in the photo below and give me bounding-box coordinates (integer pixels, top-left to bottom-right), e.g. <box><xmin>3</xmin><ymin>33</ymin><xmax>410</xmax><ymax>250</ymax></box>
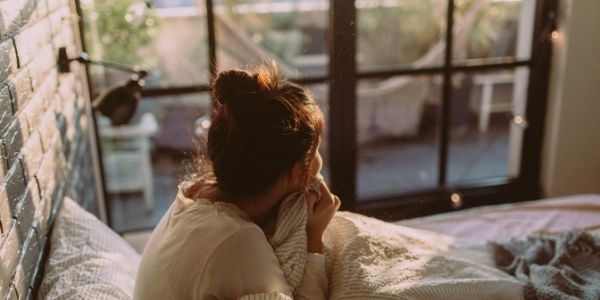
<box><xmin>201</xmin><ymin>226</ymin><xmax>293</xmax><ymax>299</ymax></box>
<box><xmin>295</xmin><ymin>252</ymin><xmax>328</xmax><ymax>299</ymax></box>
<box><xmin>306</xmin><ymin>179</ymin><xmax>340</xmax><ymax>253</ymax></box>
<box><xmin>299</xmin><ymin>179</ymin><xmax>339</xmax><ymax>299</ymax></box>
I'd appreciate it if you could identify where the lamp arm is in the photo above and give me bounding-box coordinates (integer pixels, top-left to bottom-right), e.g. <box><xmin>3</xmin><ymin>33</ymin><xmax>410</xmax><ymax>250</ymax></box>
<box><xmin>58</xmin><ymin>46</ymin><xmax>148</xmax><ymax>79</ymax></box>
<box><xmin>75</xmin><ymin>54</ymin><xmax>148</xmax><ymax>78</ymax></box>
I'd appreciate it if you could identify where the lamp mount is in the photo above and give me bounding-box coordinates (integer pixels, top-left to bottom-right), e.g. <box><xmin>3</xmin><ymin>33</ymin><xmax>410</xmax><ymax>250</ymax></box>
<box><xmin>57</xmin><ymin>46</ymin><xmax>148</xmax><ymax>80</ymax></box>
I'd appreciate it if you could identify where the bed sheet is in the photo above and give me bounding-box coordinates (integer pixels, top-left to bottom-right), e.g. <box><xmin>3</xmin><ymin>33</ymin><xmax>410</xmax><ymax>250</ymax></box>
<box><xmin>396</xmin><ymin>194</ymin><xmax>600</xmax><ymax>240</ymax></box>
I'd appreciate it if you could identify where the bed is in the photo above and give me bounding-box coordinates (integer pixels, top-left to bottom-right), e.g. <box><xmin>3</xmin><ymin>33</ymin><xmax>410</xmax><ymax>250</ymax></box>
<box><xmin>36</xmin><ymin>194</ymin><xmax>600</xmax><ymax>299</ymax></box>
<box><xmin>396</xmin><ymin>194</ymin><xmax>600</xmax><ymax>240</ymax></box>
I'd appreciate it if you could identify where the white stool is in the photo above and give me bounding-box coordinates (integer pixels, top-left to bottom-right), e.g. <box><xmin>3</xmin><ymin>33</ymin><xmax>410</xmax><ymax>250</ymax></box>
<box><xmin>98</xmin><ymin>113</ymin><xmax>158</xmax><ymax>213</ymax></box>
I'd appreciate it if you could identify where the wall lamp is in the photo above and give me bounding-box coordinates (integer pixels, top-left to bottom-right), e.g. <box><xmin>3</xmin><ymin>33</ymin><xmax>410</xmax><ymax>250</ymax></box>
<box><xmin>57</xmin><ymin>46</ymin><xmax>149</xmax><ymax>125</ymax></box>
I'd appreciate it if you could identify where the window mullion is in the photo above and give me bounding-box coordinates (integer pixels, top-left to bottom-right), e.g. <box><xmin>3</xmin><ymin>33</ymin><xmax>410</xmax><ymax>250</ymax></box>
<box><xmin>205</xmin><ymin>0</ymin><xmax>217</xmax><ymax>81</ymax></box>
<box><xmin>329</xmin><ymin>0</ymin><xmax>357</xmax><ymax>210</ymax></box>
<box><xmin>438</xmin><ymin>0</ymin><xmax>455</xmax><ymax>187</ymax></box>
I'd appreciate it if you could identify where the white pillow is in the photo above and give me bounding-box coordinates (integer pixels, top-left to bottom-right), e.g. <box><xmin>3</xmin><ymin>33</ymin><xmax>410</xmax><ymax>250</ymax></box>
<box><xmin>38</xmin><ymin>197</ymin><xmax>140</xmax><ymax>300</ymax></box>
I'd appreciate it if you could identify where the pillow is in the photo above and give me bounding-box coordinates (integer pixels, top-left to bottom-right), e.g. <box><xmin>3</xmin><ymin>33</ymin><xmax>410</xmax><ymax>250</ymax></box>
<box><xmin>37</xmin><ymin>197</ymin><xmax>140</xmax><ymax>300</ymax></box>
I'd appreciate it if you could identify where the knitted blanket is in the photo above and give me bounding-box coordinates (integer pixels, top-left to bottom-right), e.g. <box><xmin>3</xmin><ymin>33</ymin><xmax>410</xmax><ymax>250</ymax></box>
<box><xmin>489</xmin><ymin>231</ymin><xmax>600</xmax><ymax>300</ymax></box>
<box><xmin>268</xmin><ymin>186</ymin><xmax>524</xmax><ymax>299</ymax></box>
<box><xmin>323</xmin><ymin>212</ymin><xmax>524</xmax><ymax>299</ymax></box>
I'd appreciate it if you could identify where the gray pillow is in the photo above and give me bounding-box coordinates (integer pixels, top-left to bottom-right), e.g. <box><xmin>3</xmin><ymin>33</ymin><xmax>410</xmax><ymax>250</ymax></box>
<box><xmin>38</xmin><ymin>197</ymin><xmax>140</xmax><ymax>299</ymax></box>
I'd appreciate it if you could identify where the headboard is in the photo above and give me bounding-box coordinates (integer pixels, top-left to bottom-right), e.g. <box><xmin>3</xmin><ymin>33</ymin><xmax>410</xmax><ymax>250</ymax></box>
<box><xmin>0</xmin><ymin>0</ymin><xmax>101</xmax><ymax>298</ymax></box>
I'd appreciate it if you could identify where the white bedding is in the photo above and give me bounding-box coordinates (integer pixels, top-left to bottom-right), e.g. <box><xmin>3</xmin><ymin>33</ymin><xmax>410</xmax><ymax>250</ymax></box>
<box><xmin>269</xmin><ymin>185</ymin><xmax>528</xmax><ymax>300</ymax></box>
<box><xmin>39</xmin><ymin>198</ymin><xmax>141</xmax><ymax>300</ymax></box>
<box><xmin>320</xmin><ymin>194</ymin><xmax>600</xmax><ymax>299</ymax></box>
<box><xmin>323</xmin><ymin>212</ymin><xmax>524</xmax><ymax>300</ymax></box>
<box><xmin>41</xmin><ymin>195</ymin><xmax>600</xmax><ymax>300</ymax></box>
<box><xmin>396</xmin><ymin>194</ymin><xmax>600</xmax><ymax>240</ymax></box>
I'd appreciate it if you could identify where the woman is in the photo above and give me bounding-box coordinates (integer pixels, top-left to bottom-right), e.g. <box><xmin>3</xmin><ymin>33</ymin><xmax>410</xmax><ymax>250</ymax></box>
<box><xmin>134</xmin><ymin>64</ymin><xmax>340</xmax><ymax>300</ymax></box>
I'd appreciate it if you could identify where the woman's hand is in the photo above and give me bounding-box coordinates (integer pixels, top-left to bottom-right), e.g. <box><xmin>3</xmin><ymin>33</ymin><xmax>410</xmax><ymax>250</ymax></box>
<box><xmin>305</xmin><ymin>180</ymin><xmax>341</xmax><ymax>253</ymax></box>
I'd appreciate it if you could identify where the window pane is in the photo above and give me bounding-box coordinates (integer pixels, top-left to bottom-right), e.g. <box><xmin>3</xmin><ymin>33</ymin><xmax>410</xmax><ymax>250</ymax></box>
<box><xmin>304</xmin><ymin>83</ymin><xmax>330</xmax><ymax>182</ymax></box>
<box><xmin>214</xmin><ymin>0</ymin><xmax>329</xmax><ymax>77</ymax></box>
<box><xmin>82</xmin><ymin>1</ymin><xmax>210</xmax><ymax>90</ymax></box>
<box><xmin>356</xmin><ymin>0</ymin><xmax>447</xmax><ymax>71</ymax></box>
<box><xmin>447</xmin><ymin>68</ymin><xmax>529</xmax><ymax>185</ymax></box>
<box><xmin>452</xmin><ymin>0</ymin><xmax>536</xmax><ymax>63</ymax></box>
<box><xmin>101</xmin><ymin>93</ymin><xmax>210</xmax><ymax>232</ymax></box>
<box><xmin>357</xmin><ymin>75</ymin><xmax>441</xmax><ymax>199</ymax></box>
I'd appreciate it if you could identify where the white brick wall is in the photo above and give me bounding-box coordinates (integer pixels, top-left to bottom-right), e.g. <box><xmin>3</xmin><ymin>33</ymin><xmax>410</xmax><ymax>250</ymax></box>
<box><xmin>0</xmin><ymin>0</ymin><xmax>99</xmax><ymax>298</ymax></box>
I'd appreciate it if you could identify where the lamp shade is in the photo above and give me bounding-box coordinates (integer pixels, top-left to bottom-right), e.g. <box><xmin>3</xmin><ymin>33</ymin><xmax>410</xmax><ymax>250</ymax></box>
<box><xmin>93</xmin><ymin>79</ymin><xmax>142</xmax><ymax>126</ymax></box>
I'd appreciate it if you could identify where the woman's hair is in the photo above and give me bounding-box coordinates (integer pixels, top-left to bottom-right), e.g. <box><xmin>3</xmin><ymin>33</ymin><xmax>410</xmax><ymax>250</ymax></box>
<box><xmin>205</xmin><ymin>64</ymin><xmax>324</xmax><ymax>196</ymax></box>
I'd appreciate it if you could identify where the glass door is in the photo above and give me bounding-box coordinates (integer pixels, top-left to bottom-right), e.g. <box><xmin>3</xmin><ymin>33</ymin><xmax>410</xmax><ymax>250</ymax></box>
<box><xmin>78</xmin><ymin>0</ymin><xmax>555</xmax><ymax>231</ymax></box>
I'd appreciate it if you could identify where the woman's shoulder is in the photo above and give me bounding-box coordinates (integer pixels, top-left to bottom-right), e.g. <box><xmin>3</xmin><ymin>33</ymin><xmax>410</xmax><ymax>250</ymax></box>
<box><xmin>142</xmin><ymin>181</ymin><xmax>259</xmax><ymax>255</ymax></box>
<box><xmin>174</xmin><ymin>180</ymin><xmax>251</xmax><ymax>221</ymax></box>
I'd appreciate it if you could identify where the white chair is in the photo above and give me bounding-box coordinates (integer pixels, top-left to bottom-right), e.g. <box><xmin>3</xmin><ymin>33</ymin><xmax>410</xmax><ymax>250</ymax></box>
<box><xmin>98</xmin><ymin>113</ymin><xmax>158</xmax><ymax>213</ymax></box>
<box><xmin>472</xmin><ymin>72</ymin><xmax>514</xmax><ymax>132</ymax></box>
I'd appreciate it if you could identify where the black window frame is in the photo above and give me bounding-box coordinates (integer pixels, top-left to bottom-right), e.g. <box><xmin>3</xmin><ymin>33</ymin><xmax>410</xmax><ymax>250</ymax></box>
<box><xmin>76</xmin><ymin>0</ymin><xmax>558</xmax><ymax>228</ymax></box>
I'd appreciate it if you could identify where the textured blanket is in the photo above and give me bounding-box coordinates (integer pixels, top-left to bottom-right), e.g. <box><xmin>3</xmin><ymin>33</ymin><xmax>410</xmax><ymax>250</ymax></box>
<box><xmin>489</xmin><ymin>231</ymin><xmax>600</xmax><ymax>300</ymax></box>
<box><xmin>268</xmin><ymin>184</ymin><xmax>524</xmax><ymax>299</ymax></box>
<box><xmin>323</xmin><ymin>212</ymin><xmax>524</xmax><ymax>299</ymax></box>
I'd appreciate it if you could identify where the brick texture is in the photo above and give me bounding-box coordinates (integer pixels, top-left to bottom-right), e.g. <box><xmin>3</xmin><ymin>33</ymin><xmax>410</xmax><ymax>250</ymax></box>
<box><xmin>0</xmin><ymin>0</ymin><xmax>100</xmax><ymax>298</ymax></box>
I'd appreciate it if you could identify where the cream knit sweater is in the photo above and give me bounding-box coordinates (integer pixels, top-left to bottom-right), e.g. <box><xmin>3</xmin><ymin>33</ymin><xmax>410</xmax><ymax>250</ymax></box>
<box><xmin>133</xmin><ymin>184</ymin><xmax>327</xmax><ymax>300</ymax></box>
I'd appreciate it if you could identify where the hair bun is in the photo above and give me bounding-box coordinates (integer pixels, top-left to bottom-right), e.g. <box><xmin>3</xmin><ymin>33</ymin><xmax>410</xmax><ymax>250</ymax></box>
<box><xmin>213</xmin><ymin>69</ymin><xmax>260</xmax><ymax>106</ymax></box>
